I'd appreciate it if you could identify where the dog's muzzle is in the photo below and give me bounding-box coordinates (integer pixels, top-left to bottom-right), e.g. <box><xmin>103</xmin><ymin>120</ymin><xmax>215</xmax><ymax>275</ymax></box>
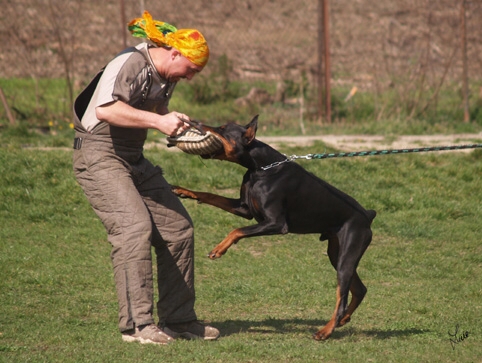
<box><xmin>166</xmin><ymin>128</ymin><xmax>223</xmax><ymax>155</ymax></box>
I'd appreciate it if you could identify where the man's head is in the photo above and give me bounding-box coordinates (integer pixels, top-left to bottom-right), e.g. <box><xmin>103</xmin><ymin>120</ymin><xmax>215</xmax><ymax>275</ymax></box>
<box><xmin>128</xmin><ymin>11</ymin><xmax>209</xmax><ymax>69</ymax></box>
<box><xmin>164</xmin><ymin>48</ymin><xmax>204</xmax><ymax>82</ymax></box>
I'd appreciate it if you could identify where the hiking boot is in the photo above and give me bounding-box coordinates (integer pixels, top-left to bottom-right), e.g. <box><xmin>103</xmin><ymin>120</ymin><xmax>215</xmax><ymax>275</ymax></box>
<box><xmin>122</xmin><ymin>324</ymin><xmax>174</xmax><ymax>345</ymax></box>
<box><xmin>163</xmin><ymin>320</ymin><xmax>220</xmax><ymax>341</ymax></box>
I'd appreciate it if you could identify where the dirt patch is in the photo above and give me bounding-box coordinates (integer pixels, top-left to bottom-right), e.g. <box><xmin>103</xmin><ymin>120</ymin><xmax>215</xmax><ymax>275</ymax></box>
<box><xmin>27</xmin><ymin>133</ymin><xmax>482</xmax><ymax>153</ymax></box>
<box><xmin>258</xmin><ymin>133</ymin><xmax>482</xmax><ymax>153</ymax></box>
<box><xmin>147</xmin><ymin>133</ymin><xmax>482</xmax><ymax>155</ymax></box>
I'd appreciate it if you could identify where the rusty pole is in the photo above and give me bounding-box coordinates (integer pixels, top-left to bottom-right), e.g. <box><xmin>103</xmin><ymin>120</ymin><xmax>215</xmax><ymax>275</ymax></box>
<box><xmin>120</xmin><ymin>0</ymin><xmax>127</xmax><ymax>48</ymax></box>
<box><xmin>317</xmin><ymin>0</ymin><xmax>324</xmax><ymax>122</ymax></box>
<box><xmin>318</xmin><ymin>0</ymin><xmax>331</xmax><ymax>123</ymax></box>
<box><xmin>321</xmin><ymin>0</ymin><xmax>332</xmax><ymax>123</ymax></box>
<box><xmin>460</xmin><ymin>0</ymin><xmax>470</xmax><ymax>123</ymax></box>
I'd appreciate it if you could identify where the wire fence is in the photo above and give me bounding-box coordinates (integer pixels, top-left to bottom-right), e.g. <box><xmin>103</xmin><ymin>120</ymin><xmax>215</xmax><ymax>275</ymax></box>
<box><xmin>1</xmin><ymin>0</ymin><xmax>482</xmax><ymax>120</ymax></box>
<box><xmin>2</xmin><ymin>1</ymin><xmax>481</xmax><ymax>81</ymax></box>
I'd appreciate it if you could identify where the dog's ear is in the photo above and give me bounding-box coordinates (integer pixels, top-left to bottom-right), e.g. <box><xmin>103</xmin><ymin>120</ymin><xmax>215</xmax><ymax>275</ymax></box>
<box><xmin>244</xmin><ymin>115</ymin><xmax>258</xmax><ymax>144</ymax></box>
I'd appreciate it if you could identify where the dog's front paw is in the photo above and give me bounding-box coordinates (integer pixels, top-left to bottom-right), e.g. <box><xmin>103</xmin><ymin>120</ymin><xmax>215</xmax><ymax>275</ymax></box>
<box><xmin>207</xmin><ymin>248</ymin><xmax>225</xmax><ymax>260</ymax></box>
<box><xmin>171</xmin><ymin>186</ymin><xmax>197</xmax><ymax>200</ymax></box>
<box><xmin>208</xmin><ymin>239</ymin><xmax>236</xmax><ymax>260</ymax></box>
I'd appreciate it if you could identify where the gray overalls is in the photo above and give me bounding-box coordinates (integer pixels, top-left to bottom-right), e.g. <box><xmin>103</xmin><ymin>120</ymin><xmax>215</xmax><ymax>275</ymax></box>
<box><xmin>72</xmin><ymin>44</ymin><xmax>197</xmax><ymax>332</ymax></box>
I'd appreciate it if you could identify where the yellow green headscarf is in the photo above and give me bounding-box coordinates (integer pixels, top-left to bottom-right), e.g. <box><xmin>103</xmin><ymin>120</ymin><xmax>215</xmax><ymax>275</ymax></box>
<box><xmin>128</xmin><ymin>11</ymin><xmax>209</xmax><ymax>68</ymax></box>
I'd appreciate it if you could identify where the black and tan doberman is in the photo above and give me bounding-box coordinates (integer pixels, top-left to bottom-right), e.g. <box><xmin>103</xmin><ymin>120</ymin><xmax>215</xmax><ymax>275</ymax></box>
<box><xmin>172</xmin><ymin>115</ymin><xmax>376</xmax><ymax>340</ymax></box>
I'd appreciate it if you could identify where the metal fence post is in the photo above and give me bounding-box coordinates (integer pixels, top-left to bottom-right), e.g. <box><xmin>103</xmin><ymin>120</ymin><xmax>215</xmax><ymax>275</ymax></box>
<box><xmin>460</xmin><ymin>0</ymin><xmax>470</xmax><ymax>123</ymax></box>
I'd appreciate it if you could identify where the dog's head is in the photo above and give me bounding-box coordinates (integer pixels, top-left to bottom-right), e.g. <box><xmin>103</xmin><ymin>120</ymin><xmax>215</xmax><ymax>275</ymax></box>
<box><xmin>194</xmin><ymin>115</ymin><xmax>259</xmax><ymax>163</ymax></box>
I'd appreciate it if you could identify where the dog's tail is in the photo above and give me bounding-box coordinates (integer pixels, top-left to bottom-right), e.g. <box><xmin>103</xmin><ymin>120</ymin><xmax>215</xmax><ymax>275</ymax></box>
<box><xmin>367</xmin><ymin>209</ymin><xmax>377</xmax><ymax>224</ymax></box>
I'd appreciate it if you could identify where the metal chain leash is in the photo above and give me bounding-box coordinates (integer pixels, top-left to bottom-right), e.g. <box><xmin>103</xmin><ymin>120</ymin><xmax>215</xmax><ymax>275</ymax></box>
<box><xmin>261</xmin><ymin>143</ymin><xmax>482</xmax><ymax>170</ymax></box>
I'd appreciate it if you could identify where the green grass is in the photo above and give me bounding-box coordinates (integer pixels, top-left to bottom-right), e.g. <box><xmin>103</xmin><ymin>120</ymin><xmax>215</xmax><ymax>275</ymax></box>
<box><xmin>0</xmin><ymin>78</ymin><xmax>72</xmax><ymax>126</ymax></box>
<box><xmin>2</xmin><ymin>77</ymin><xmax>482</xmax><ymax>137</ymax></box>
<box><xmin>1</xmin><ymin>128</ymin><xmax>481</xmax><ymax>362</ymax></box>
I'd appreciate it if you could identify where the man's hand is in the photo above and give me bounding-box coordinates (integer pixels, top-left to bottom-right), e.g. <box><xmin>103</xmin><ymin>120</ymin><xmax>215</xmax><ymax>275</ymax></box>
<box><xmin>161</xmin><ymin>112</ymin><xmax>191</xmax><ymax>136</ymax></box>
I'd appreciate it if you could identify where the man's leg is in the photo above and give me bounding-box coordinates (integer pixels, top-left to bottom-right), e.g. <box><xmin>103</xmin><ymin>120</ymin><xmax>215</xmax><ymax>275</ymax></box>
<box><xmin>136</xmin><ymin>160</ymin><xmax>220</xmax><ymax>340</ymax></box>
<box><xmin>74</xmin><ymin>146</ymin><xmax>156</xmax><ymax>332</ymax></box>
<box><xmin>135</xmin><ymin>162</ymin><xmax>197</xmax><ymax>325</ymax></box>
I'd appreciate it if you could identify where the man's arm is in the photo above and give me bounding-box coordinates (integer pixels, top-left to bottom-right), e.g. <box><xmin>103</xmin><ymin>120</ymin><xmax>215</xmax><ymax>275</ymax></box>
<box><xmin>96</xmin><ymin>100</ymin><xmax>189</xmax><ymax>136</ymax></box>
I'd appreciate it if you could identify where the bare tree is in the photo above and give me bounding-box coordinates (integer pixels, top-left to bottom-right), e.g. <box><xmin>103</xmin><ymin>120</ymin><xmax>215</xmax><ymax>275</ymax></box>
<box><xmin>47</xmin><ymin>0</ymin><xmax>83</xmax><ymax>113</ymax></box>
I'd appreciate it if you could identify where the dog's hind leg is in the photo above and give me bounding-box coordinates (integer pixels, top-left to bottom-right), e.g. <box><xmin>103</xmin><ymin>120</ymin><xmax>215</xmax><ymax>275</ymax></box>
<box><xmin>338</xmin><ymin>271</ymin><xmax>366</xmax><ymax>326</ymax></box>
<box><xmin>313</xmin><ymin>266</ymin><xmax>354</xmax><ymax>340</ymax></box>
<box><xmin>313</xmin><ymin>226</ymin><xmax>371</xmax><ymax>340</ymax></box>
<box><xmin>325</xmin><ymin>233</ymin><xmax>339</xmax><ymax>270</ymax></box>
<box><xmin>313</xmin><ymin>234</ymin><xmax>345</xmax><ymax>341</ymax></box>
<box><xmin>337</xmin><ymin>226</ymin><xmax>372</xmax><ymax>327</ymax></box>
<box><xmin>313</xmin><ymin>285</ymin><xmax>345</xmax><ymax>341</ymax></box>
<box><xmin>338</xmin><ymin>212</ymin><xmax>375</xmax><ymax>326</ymax></box>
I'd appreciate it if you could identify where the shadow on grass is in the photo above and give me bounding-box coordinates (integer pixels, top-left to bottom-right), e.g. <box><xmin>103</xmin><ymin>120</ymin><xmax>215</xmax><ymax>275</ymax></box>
<box><xmin>211</xmin><ymin>318</ymin><xmax>428</xmax><ymax>340</ymax></box>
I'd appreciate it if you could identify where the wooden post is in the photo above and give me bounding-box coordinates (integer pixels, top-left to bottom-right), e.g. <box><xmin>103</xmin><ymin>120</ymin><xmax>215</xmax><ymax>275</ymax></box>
<box><xmin>139</xmin><ymin>0</ymin><xmax>145</xmax><ymax>15</ymax></box>
<box><xmin>317</xmin><ymin>0</ymin><xmax>324</xmax><ymax>122</ymax></box>
<box><xmin>120</xmin><ymin>0</ymin><xmax>127</xmax><ymax>48</ymax></box>
<box><xmin>460</xmin><ymin>0</ymin><xmax>470</xmax><ymax>123</ymax></box>
<box><xmin>323</xmin><ymin>0</ymin><xmax>332</xmax><ymax>123</ymax></box>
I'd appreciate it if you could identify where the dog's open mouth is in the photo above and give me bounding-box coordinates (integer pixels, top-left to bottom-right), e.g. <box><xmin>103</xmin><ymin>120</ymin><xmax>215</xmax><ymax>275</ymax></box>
<box><xmin>166</xmin><ymin>128</ymin><xmax>224</xmax><ymax>156</ymax></box>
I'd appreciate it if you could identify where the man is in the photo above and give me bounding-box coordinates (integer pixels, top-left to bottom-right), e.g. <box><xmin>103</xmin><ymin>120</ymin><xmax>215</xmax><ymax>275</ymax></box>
<box><xmin>72</xmin><ymin>11</ymin><xmax>219</xmax><ymax>345</ymax></box>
